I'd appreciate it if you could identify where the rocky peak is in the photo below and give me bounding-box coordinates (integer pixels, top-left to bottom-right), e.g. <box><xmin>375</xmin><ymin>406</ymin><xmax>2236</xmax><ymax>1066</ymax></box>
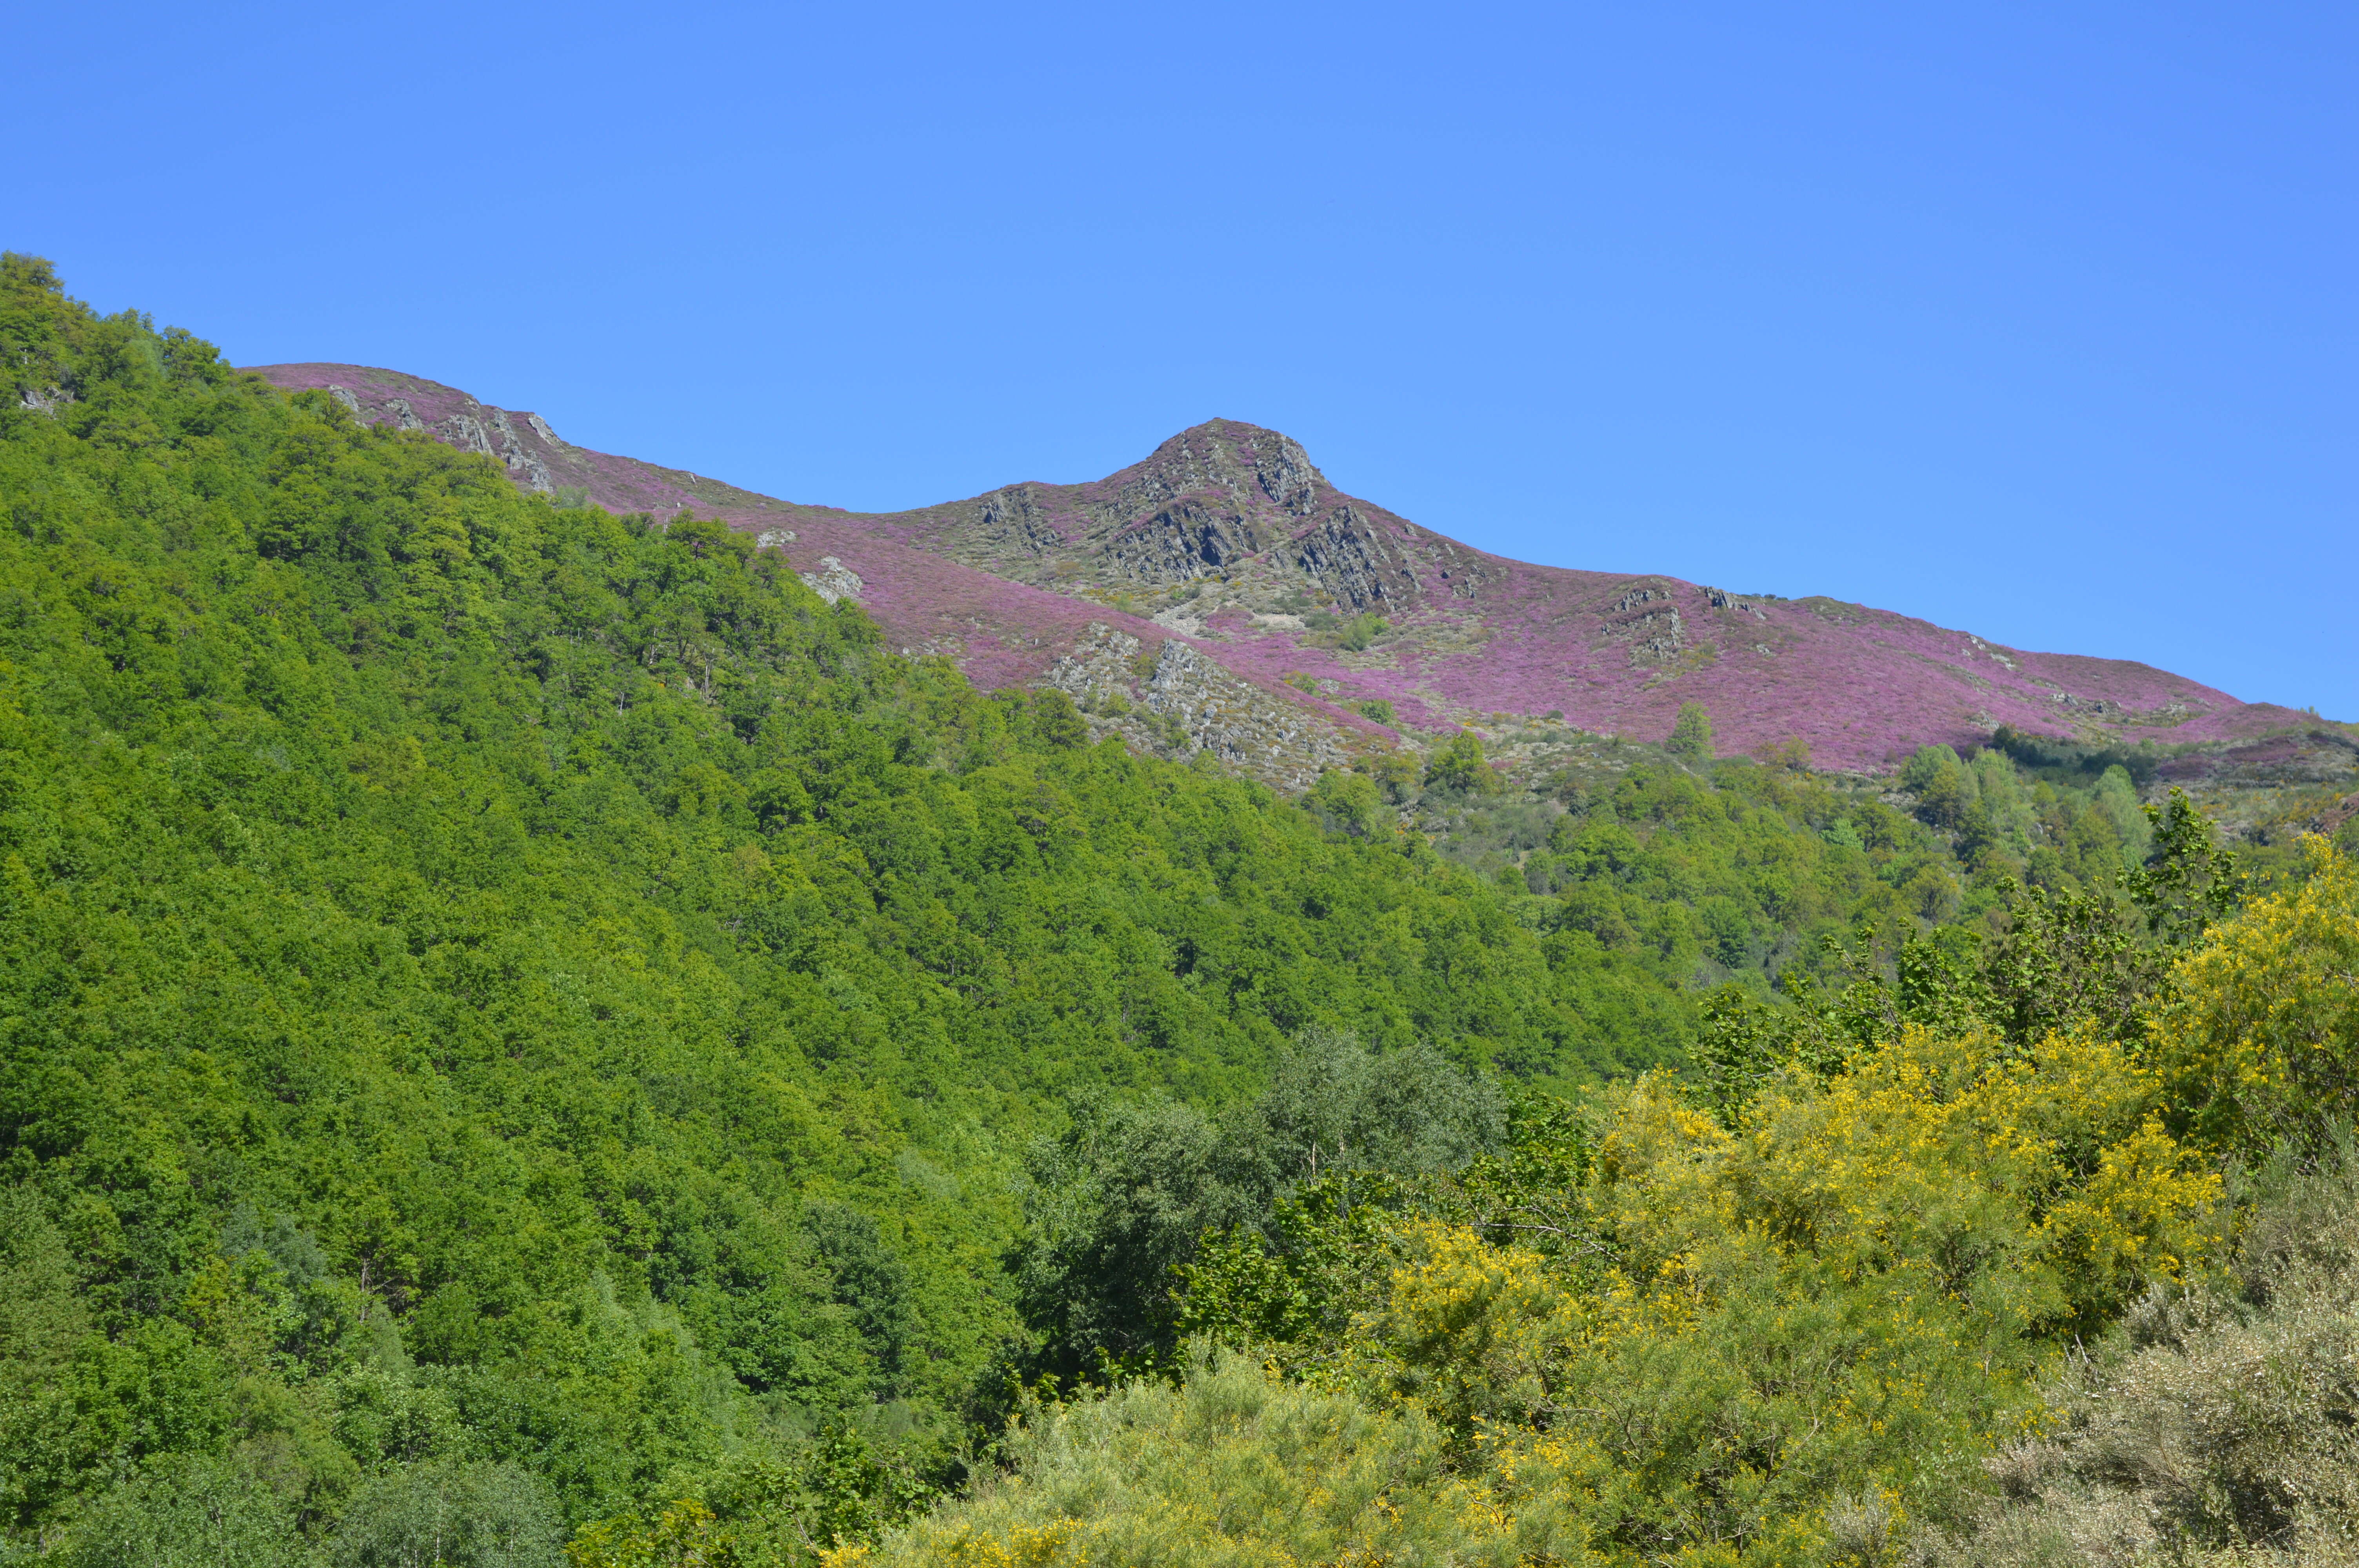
<box><xmin>1094</xmin><ymin>419</ymin><xmax>1330</xmax><ymax>523</ymax></box>
<box><xmin>241</xmin><ymin>361</ymin><xmax>2326</xmax><ymax>777</ymax></box>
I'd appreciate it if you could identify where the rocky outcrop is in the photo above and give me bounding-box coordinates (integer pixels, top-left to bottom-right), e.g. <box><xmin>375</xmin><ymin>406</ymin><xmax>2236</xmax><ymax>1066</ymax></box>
<box><xmin>1291</xmin><ymin>505</ymin><xmax>1423</xmax><ymax>609</ymax></box>
<box><xmin>315</xmin><ymin>378</ymin><xmax>561</xmax><ymax>494</ymax></box>
<box><xmin>436</xmin><ymin>410</ymin><xmax>496</xmax><ymax>456</ymax></box>
<box><xmin>1101</xmin><ymin>500</ymin><xmax>1271</xmax><ymax>583</ymax></box>
<box><xmin>1704</xmin><ymin>588</ymin><xmax>1770</xmax><ymax>619</ymax></box>
<box><xmin>1246</xmin><ymin>431</ymin><xmax>1323</xmax><ymax>515</ymax></box>
<box><xmin>15</xmin><ymin>382</ymin><xmax>73</xmax><ymax>415</ymax></box>
<box><xmin>1623</xmin><ymin>610</ymin><xmax>1685</xmax><ymax>666</ymax></box>
<box><xmin>1041</xmin><ymin>624</ymin><xmax>1353</xmax><ymax>791</ymax></box>
<box><xmin>798</xmin><ymin>557</ymin><xmax>865</xmax><ymax>604</ymax></box>
<box><xmin>1094</xmin><ymin>423</ymin><xmax>1333</xmax><ymax>526</ymax></box>
<box><xmin>487</xmin><ymin>410</ymin><xmax>552</xmax><ymax>492</ymax></box>
<box><xmin>978</xmin><ymin>486</ymin><xmax>1064</xmax><ymax>556</ymax></box>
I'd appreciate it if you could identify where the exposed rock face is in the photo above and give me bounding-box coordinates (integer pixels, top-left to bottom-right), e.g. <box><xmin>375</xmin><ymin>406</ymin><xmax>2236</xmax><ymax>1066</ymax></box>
<box><xmin>487</xmin><ymin>410</ymin><xmax>553</xmax><ymax>491</ymax></box>
<box><xmin>304</xmin><ymin>372</ymin><xmax>576</xmax><ymax>499</ymax></box>
<box><xmin>15</xmin><ymin>383</ymin><xmax>73</xmax><ymax>415</ymax></box>
<box><xmin>1249</xmin><ymin>432</ymin><xmax>1323</xmax><ymax>515</ymax></box>
<box><xmin>438</xmin><ymin>411</ymin><xmax>495</xmax><ymax>456</ymax></box>
<box><xmin>798</xmin><ymin>556</ymin><xmax>864</xmax><ymax>604</ymax></box>
<box><xmin>1292</xmin><ymin>505</ymin><xmax>1423</xmax><ymax>609</ymax></box>
<box><xmin>1102</xmin><ymin>501</ymin><xmax>1271</xmax><ymax>583</ymax></box>
<box><xmin>1041</xmin><ymin>624</ymin><xmax>1352</xmax><ymax>791</ymax></box>
<box><xmin>978</xmin><ymin>486</ymin><xmax>1063</xmax><ymax>556</ymax></box>
<box><xmin>1098</xmin><ymin>423</ymin><xmax>1332</xmax><ymax>524</ymax></box>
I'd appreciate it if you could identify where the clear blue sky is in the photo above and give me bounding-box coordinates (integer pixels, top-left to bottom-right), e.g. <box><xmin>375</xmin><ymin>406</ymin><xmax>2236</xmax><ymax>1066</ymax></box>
<box><xmin>12</xmin><ymin>2</ymin><xmax>2354</xmax><ymax>717</ymax></box>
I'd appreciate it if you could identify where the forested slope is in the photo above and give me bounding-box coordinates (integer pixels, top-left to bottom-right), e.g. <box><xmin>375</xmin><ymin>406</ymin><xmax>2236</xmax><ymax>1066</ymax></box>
<box><xmin>8</xmin><ymin>256</ymin><xmax>2352</xmax><ymax>1567</ymax></box>
<box><xmin>0</xmin><ymin>255</ymin><xmax>1692</xmax><ymax>1550</ymax></box>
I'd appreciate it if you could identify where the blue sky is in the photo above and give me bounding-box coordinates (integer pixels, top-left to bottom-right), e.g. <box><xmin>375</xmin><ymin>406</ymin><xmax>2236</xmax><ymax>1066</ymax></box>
<box><xmin>11</xmin><ymin>2</ymin><xmax>2354</xmax><ymax>716</ymax></box>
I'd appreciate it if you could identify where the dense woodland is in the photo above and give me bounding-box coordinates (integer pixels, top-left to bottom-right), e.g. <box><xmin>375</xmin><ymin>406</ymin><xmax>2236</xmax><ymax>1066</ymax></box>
<box><xmin>4</xmin><ymin>255</ymin><xmax>2357</xmax><ymax>1566</ymax></box>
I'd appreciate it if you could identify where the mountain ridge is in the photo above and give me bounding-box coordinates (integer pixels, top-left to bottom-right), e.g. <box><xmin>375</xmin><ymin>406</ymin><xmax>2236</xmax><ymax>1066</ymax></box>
<box><xmin>247</xmin><ymin>362</ymin><xmax>2335</xmax><ymax>783</ymax></box>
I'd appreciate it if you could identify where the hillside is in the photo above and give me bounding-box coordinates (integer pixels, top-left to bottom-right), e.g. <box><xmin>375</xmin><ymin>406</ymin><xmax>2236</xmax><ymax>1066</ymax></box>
<box><xmin>10</xmin><ymin>259</ymin><xmax>2359</xmax><ymax>1567</ymax></box>
<box><xmin>0</xmin><ymin>254</ymin><xmax>1967</xmax><ymax>1557</ymax></box>
<box><xmin>249</xmin><ymin>363</ymin><xmax>2336</xmax><ymax>786</ymax></box>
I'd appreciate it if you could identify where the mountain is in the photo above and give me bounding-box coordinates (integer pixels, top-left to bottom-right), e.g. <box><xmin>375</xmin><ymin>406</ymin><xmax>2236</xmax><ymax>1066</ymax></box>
<box><xmin>249</xmin><ymin>363</ymin><xmax>2335</xmax><ymax>785</ymax></box>
<box><xmin>15</xmin><ymin>262</ymin><xmax>2359</xmax><ymax>1566</ymax></box>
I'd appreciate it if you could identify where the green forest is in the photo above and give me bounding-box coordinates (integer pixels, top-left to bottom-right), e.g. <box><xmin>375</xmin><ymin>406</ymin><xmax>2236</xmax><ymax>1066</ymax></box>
<box><xmin>4</xmin><ymin>255</ymin><xmax>2357</xmax><ymax>1566</ymax></box>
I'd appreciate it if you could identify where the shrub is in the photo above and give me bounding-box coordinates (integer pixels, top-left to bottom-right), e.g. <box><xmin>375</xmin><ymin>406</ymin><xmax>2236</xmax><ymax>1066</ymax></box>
<box><xmin>64</xmin><ymin>1460</ymin><xmax>304</xmax><ymax>1568</ymax></box>
<box><xmin>2156</xmin><ymin>837</ymin><xmax>2359</xmax><ymax>1157</ymax></box>
<box><xmin>338</xmin><ymin>1461</ymin><xmax>561</xmax><ymax>1567</ymax></box>
<box><xmin>1915</xmin><ymin>1151</ymin><xmax>2359</xmax><ymax>1566</ymax></box>
<box><xmin>842</xmin><ymin>1349</ymin><xmax>1583</xmax><ymax>1567</ymax></box>
<box><xmin>1665</xmin><ymin>702</ymin><xmax>1714</xmax><ymax>759</ymax></box>
<box><xmin>1354</xmin><ymin>750</ymin><xmax>1419</xmax><ymax>802</ymax></box>
<box><xmin>1423</xmin><ymin>733</ymin><xmax>1503</xmax><ymax>797</ymax></box>
<box><xmin>1308</xmin><ymin>769</ymin><xmax>1385</xmax><ymax>837</ymax></box>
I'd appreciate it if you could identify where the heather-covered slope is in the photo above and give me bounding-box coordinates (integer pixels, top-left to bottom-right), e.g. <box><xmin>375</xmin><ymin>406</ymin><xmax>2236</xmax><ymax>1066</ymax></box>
<box><xmin>249</xmin><ymin>365</ymin><xmax>2321</xmax><ymax>776</ymax></box>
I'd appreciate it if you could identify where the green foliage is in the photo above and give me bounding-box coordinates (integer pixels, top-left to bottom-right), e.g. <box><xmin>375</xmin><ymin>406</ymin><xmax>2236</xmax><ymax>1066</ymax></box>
<box><xmin>14</xmin><ymin>255</ymin><xmax>2352</xmax><ymax>1568</ymax></box>
<box><xmin>1304</xmin><ymin>768</ymin><xmax>1384</xmax><ymax>837</ymax></box>
<box><xmin>60</xmin><ymin>1458</ymin><xmax>305</xmax><ymax>1568</ymax></box>
<box><xmin>565</xmin><ymin>1427</ymin><xmax>935</xmax><ymax>1567</ymax></box>
<box><xmin>1335</xmin><ymin>611</ymin><xmax>1389</xmax><ymax>652</ymax></box>
<box><xmin>1977</xmin><ymin>880</ymin><xmax>2155</xmax><ymax>1047</ymax></box>
<box><xmin>1350</xmin><ymin>697</ymin><xmax>1394</xmax><ymax>725</ymax></box>
<box><xmin>1685</xmin><ymin>800</ymin><xmax>2250</xmax><ymax>1126</ymax></box>
<box><xmin>898</xmin><ymin>1018</ymin><xmax>2220</xmax><ymax>1567</ymax></box>
<box><xmin>336</xmin><ymin>1461</ymin><xmax>562</xmax><ymax>1567</ymax></box>
<box><xmin>1422</xmin><ymin>731</ymin><xmax>1502</xmax><ymax>797</ymax></box>
<box><xmin>853</xmin><ymin>1349</ymin><xmax>1578</xmax><ymax>1568</ymax></box>
<box><xmin>0</xmin><ymin>261</ymin><xmax>1643</xmax><ymax>1554</ymax></box>
<box><xmin>1006</xmin><ymin>1031</ymin><xmax>1501</xmax><ymax>1382</ymax></box>
<box><xmin>1919</xmin><ymin>1150</ymin><xmax>2359</xmax><ymax>1566</ymax></box>
<box><xmin>1665</xmin><ymin>700</ymin><xmax>1713</xmax><ymax>759</ymax></box>
<box><xmin>2128</xmin><ymin>786</ymin><xmax>2246</xmax><ymax>946</ymax></box>
<box><xmin>2158</xmin><ymin>838</ymin><xmax>2359</xmax><ymax>1157</ymax></box>
<box><xmin>1512</xmin><ymin>758</ymin><xmax>1950</xmax><ymax>997</ymax></box>
<box><xmin>1350</xmin><ymin>748</ymin><xmax>1419</xmax><ymax>804</ymax></box>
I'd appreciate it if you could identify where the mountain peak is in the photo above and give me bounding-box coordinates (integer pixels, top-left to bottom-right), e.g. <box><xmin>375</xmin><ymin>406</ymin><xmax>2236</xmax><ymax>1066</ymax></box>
<box><xmin>242</xmin><ymin>360</ymin><xmax>2333</xmax><ymax>784</ymax></box>
<box><xmin>1098</xmin><ymin>418</ymin><xmax>1330</xmax><ymax>522</ymax></box>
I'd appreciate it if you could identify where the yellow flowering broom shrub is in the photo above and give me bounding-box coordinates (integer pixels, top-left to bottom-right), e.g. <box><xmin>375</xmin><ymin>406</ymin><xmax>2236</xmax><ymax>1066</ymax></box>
<box><xmin>855</xmin><ymin>1020</ymin><xmax>2220</xmax><ymax>1567</ymax></box>
<box><xmin>1336</xmin><ymin>1025</ymin><xmax>2217</xmax><ymax>1563</ymax></box>
<box><xmin>2155</xmin><ymin>835</ymin><xmax>2359</xmax><ymax>1157</ymax></box>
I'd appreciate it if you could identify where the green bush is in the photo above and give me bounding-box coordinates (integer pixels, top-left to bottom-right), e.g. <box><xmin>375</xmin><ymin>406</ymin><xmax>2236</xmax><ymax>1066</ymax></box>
<box><xmin>1665</xmin><ymin>701</ymin><xmax>1714</xmax><ymax>759</ymax></box>
<box><xmin>1918</xmin><ymin>1151</ymin><xmax>2359</xmax><ymax>1566</ymax></box>
<box><xmin>63</xmin><ymin>1460</ymin><xmax>304</xmax><ymax>1568</ymax></box>
<box><xmin>1423</xmin><ymin>732</ymin><xmax>1503</xmax><ymax>797</ymax></box>
<box><xmin>335</xmin><ymin>1461</ymin><xmax>561</xmax><ymax>1568</ymax></box>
